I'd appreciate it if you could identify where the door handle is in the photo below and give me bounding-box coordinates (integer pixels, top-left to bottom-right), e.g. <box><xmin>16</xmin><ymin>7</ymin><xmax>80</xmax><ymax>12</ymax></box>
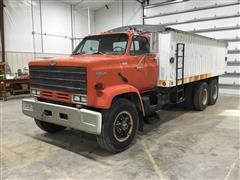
<box><xmin>136</xmin><ymin>65</ymin><xmax>144</xmax><ymax>70</ymax></box>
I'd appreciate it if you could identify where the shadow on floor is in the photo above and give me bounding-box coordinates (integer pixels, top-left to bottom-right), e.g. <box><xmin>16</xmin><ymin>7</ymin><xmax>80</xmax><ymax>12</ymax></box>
<box><xmin>28</xmin><ymin>104</ymin><xmax>190</xmax><ymax>158</ymax></box>
<box><xmin>142</xmin><ymin>104</ymin><xmax>190</xmax><ymax>134</ymax></box>
<box><xmin>30</xmin><ymin>129</ymin><xmax>112</xmax><ymax>157</ymax></box>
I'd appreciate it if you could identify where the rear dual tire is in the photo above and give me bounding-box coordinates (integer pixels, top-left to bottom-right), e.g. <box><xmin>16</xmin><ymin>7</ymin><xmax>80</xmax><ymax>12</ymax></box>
<box><xmin>208</xmin><ymin>79</ymin><xmax>218</xmax><ymax>105</ymax></box>
<box><xmin>193</xmin><ymin>82</ymin><xmax>209</xmax><ymax>111</ymax></box>
<box><xmin>193</xmin><ymin>79</ymin><xmax>218</xmax><ymax>111</ymax></box>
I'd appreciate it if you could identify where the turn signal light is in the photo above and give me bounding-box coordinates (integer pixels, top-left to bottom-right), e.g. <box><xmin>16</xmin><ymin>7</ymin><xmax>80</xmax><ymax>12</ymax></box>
<box><xmin>31</xmin><ymin>88</ymin><xmax>40</xmax><ymax>97</ymax></box>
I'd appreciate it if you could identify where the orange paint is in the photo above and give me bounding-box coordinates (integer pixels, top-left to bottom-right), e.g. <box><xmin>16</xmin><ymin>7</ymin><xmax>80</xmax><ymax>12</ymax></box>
<box><xmin>29</xmin><ymin>32</ymin><xmax>158</xmax><ymax>111</ymax></box>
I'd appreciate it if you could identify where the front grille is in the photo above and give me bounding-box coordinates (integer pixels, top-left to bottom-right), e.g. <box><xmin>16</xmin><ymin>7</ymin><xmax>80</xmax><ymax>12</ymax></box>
<box><xmin>30</xmin><ymin>66</ymin><xmax>87</xmax><ymax>93</ymax></box>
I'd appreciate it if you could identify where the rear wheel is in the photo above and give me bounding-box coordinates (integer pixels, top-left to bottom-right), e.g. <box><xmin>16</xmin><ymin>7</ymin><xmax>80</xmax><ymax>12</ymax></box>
<box><xmin>193</xmin><ymin>82</ymin><xmax>209</xmax><ymax>111</ymax></box>
<box><xmin>34</xmin><ymin>119</ymin><xmax>66</xmax><ymax>133</ymax></box>
<box><xmin>182</xmin><ymin>83</ymin><xmax>194</xmax><ymax>109</ymax></box>
<box><xmin>96</xmin><ymin>98</ymin><xmax>139</xmax><ymax>153</ymax></box>
<box><xmin>208</xmin><ymin>79</ymin><xmax>218</xmax><ymax>105</ymax></box>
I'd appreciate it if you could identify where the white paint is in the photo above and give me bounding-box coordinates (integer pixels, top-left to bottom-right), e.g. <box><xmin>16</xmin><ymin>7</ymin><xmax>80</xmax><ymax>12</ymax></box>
<box><xmin>220</xmin><ymin>76</ymin><xmax>240</xmax><ymax>85</ymax></box>
<box><xmin>4</xmin><ymin>0</ymin><xmax>94</xmax><ymax>54</ymax></box>
<box><xmin>156</xmin><ymin>29</ymin><xmax>228</xmax><ymax>87</ymax></box>
<box><xmin>226</xmin><ymin>66</ymin><xmax>240</xmax><ymax>74</ymax></box>
<box><xmin>5</xmin><ymin>51</ymin><xmax>69</xmax><ymax>74</ymax></box>
<box><xmin>94</xmin><ymin>0</ymin><xmax>143</xmax><ymax>33</ymax></box>
<box><xmin>3</xmin><ymin>0</ymin><xmax>239</xmax><ymax>95</ymax></box>
<box><xmin>143</xmin><ymin>0</ymin><xmax>239</xmax><ymax>94</ymax></box>
<box><xmin>219</xmin><ymin>109</ymin><xmax>240</xmax><ymax>117</ymax></box>
<box><xmin>3</xmin><ymin>0</ymin><xmax>94</xmax><ymax>73</ymax></box>
<box><xmin>219</xmin><ymin>88</ymin><xmax>240</xmax><ymax>95</ymax></box>
<box><xmin>87</xmin><ymin>7</ymin><xmax>91</xmax><ymax>34</ymax></box>
<box><xmin>4</xmin><ymin>0</ymin><xmax>33</xmax><ymax>52</ymax></box>
<box><xmin>60</xmin><ymin>0</ymin><xmax>118</xmax><ymax>11</ymax></box>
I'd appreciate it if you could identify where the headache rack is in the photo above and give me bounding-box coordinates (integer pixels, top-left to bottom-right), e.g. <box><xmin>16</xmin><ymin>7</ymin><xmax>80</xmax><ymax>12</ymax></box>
<box><xmin>29</xmin><ymin>66</ymin><xmax>87</xmax><ymax>94</ymax></box>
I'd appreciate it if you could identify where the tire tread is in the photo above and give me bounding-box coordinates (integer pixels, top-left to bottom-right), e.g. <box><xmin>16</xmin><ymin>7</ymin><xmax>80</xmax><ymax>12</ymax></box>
<box><xmin>96</xmin><ymin>98</ymin><xmax>139</xmax><ymax>153</ymax></box>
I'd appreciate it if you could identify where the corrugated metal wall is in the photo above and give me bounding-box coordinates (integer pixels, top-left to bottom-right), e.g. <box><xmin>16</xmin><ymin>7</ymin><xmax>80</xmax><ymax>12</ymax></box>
<box><xmin>144</xmin><ymin>0</ymin><xmax>240</xmax><ymax>95</ymax></box>
<box><xmin>5</xmin><ymin>51</ymin><xmax>69</xmax><ymax>74</ymax></box>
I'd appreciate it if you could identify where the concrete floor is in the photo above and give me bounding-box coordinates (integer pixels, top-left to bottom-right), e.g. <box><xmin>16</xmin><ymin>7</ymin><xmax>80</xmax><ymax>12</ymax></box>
<box><xmin>1</xmin><ymin>95</ymin><xmax>239</xmax><ymax>180</ymax></box>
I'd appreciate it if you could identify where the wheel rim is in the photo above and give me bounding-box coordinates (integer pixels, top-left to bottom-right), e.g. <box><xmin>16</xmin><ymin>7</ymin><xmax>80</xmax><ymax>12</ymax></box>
<box><xmin>113</xmin><ymin>111</ymin><xmax>133</xmax><ymax>142</ymax></box>
<box><xmin>213</xmin><ymin>84</ymin><xmax>218</xmax><ymax>100</ymax></box>
<box><xmin>202</xmin><ymin>88</ymin><xmax>208</xmax><ymax>105</ymax></box>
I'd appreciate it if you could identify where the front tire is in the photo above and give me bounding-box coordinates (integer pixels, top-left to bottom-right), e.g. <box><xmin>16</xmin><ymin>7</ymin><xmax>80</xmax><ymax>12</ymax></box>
<box><xmin>34</xmin><ymin>119</ymin><xmax>66</xmax><ymax>133</ymax></box>
<box><xmin>193</xmin><ymin>82</ymin><xmax>209</xmax><ymax>111</ymax></box>
<box><xmin>96</xmin><ymin>98</ymin><xmax>139</xmax><ymax>153</ymax></box>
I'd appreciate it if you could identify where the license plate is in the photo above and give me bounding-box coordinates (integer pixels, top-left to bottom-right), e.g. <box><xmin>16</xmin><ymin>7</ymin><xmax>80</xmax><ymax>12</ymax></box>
<box><xmin>23</xmin><ymin>103</ymin><xmax>33</xmax><ymax>111</ymax></box>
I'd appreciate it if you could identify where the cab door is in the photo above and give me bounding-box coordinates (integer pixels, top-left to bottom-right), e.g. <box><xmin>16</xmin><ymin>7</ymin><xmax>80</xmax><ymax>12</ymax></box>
<box><xmin>125</xmin><ymin>35</ymin><xmax>158</xmax><ymax>91</ymax></box>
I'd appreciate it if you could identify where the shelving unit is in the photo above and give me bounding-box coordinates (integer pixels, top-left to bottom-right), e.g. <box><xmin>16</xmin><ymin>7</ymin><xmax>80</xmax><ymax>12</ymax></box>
<box><xmin>0</xmin><ymin>62</ymin><xmax>30</xmax><ymax>101</ymax></box>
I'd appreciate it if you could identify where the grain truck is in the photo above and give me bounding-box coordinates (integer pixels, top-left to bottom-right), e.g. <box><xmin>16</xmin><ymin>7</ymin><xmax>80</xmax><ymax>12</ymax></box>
<box><xmin>22</xmin><ymin>25</ymin><xmax>228</xmax><ymax>153</ymax></box>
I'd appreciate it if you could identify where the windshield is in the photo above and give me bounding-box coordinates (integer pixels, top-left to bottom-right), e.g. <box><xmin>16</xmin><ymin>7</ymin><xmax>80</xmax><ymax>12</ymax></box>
<box><xmin>72</xmin><ymin>34</ymin><xmax>128</xmax><ymax>55</ymax></box>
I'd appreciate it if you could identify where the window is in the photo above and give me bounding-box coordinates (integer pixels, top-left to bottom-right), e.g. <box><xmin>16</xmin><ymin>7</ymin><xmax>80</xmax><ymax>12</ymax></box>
<box><xmin>130</xmin><ymin>36</ymin><xmax>150</xmax><ymax>56</ymax></box>
<box><xmin>73</xmin><ymin>34</ymin><xmax>128</xmax><ymax>55</ymax></box>
<box><xmin>113</xmin><ymin>41</ymin><xmax>127</xmax><ymax>53</ymax></box>
<box><xmin>81</xmin><ymin>40</ymin><xmax>99</xmax><ymax>54</ymax></box>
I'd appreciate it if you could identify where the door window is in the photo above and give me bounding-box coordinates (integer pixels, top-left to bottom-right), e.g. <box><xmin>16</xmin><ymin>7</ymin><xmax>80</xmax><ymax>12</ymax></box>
<box><xmin>130</xmin><ymin>36</ymin><xmax>150</xmax><ymax>56</ymax></box>
<box><xmin>113</xmin><ymin>41</ymin><xmax>127</xmax><ymax>53</ymax></box>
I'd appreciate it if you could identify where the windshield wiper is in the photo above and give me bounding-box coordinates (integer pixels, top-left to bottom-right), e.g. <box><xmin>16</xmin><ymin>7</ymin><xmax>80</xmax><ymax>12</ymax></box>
<box><xmin>93</xmin><ymin>51</ymin><xmax>105</xmax><ymax>55</ymax></box>
<box><xmin>72</xmin><ymin>52</ymin><xmax>82</xmax><ymax>55</ymax></box>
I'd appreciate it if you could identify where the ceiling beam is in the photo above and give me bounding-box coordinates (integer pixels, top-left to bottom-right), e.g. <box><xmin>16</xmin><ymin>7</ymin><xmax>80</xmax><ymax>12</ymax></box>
<box><xmin>135</xmin><ymin>0</ymin><xmax>146</xmax><ymax>5</ymax></box>
<box><xmin>136</xmin><ymin>0</ymin><xmax>142</xmax><ymax>4</ymax></box>
<box><xmin>0</xmin><ymin>0</ymin><xmax>5</xmax><ymax>62</ymax></box>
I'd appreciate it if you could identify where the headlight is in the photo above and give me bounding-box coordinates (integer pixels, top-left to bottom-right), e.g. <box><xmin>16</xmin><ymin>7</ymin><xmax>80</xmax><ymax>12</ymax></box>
<box><xmin>31</xmin><ymin>88</ymin><xmax>40</xmax><ymax>97</ymax></box>
<box><xmin>36</xmin><ymin>90</ymin><xmax>40</xmax><ymax>96</ymax></box>
<box><xmin>80</xmin><ymin>96</ymin><xmax>87</xmax><ymax>103</ymax></box>
<box><xmin>72</xmin><ymin>95</ymin><xmax>87</xmax><ymax>105</ymax></box>
<box><xmin>31</xmin><ymin>89</ymin><xmax>36</xmax><ymax>95</ymax></box>
<box><xmin>73</xmin><ymin>95</ymin><xmax>81</xmax><ymax>102</ymax></box>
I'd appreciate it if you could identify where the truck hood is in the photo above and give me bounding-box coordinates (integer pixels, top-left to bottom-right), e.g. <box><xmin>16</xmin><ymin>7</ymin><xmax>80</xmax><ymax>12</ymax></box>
<box><xmin>29</xmin><ymin>54</ymin><xmax>123</xmax><ymax>67</ymax></box>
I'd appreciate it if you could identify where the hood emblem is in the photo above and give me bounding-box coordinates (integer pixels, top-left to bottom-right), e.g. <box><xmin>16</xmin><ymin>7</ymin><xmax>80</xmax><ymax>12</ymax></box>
<box><xmin>96</xmin><ymin>72</ymin><xmax>107</xmax><ymax>76</ymax></box>
<box><xmin>49</xmin><ymin>60</ymin><xmax>57</xmax><ymax>66</ymax></box>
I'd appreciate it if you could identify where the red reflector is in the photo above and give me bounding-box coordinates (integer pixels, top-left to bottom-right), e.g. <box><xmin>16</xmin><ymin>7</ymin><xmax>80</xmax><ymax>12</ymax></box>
<box><xmin>76</xmin><ymin>104</ymin><xmax>82</xmax><ymax>109</ymax></box>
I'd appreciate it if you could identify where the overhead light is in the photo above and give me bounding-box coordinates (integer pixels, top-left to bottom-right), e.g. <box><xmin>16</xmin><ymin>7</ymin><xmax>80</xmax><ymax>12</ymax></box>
<box><xmin>23</xmin><ymin>0</ymin><xmax>35</xmax><ymax>7</ymax></box>
<box><xmin>174</xmin><ymin>0</ymin><xmax>185</xmax><ymax>2</ymax></box>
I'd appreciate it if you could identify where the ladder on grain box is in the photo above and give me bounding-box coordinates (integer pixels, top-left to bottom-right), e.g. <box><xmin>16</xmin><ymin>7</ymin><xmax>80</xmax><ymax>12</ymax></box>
<box><xmin>176</xmin><ymin>43</ymin><xmax>185</xmax><ymax>104</ymax></box>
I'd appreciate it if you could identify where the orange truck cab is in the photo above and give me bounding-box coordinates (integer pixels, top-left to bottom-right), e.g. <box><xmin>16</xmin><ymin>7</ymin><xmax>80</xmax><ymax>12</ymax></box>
<box><xmin>22</xmin><ymin>25</ymin><xmax>222</xmax><ymax>152</ymax></box>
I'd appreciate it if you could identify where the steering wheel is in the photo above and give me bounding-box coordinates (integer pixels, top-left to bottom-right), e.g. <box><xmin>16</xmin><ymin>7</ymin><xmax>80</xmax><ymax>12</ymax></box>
<box><xmin>113</xmin><ymin>46</ymin><xmax>125</xmax><ymax>51</ymax></box>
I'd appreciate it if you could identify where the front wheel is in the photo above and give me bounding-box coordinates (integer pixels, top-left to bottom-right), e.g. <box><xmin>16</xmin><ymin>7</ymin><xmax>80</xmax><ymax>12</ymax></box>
<box><xmin>96</xmin><ymin>98</ymin><xmax>139</xmax><ymax>153</ymax></box>
<box><xmin>35</xmin><ymin>119</ymin><xmax>66</xmax><ymax>133</ymax></box>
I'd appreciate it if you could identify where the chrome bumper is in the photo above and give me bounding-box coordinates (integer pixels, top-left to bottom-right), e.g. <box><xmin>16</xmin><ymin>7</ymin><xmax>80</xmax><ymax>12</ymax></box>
<box><xmin>22</xmin><ymin>99</ymin><xmax>102</xmax><ymax>135</ymax></box>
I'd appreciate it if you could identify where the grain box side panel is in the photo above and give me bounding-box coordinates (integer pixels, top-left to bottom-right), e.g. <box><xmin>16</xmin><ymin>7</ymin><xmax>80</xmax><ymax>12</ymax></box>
<box><xmin>157</xmin><ymin>30</ymin><xmax>227</xmax><ymax>87</ymax></box>
<box><xmin>157</xmin><ymin>32</ymin><xmax>172</xmax><ymax>87</ymax></box>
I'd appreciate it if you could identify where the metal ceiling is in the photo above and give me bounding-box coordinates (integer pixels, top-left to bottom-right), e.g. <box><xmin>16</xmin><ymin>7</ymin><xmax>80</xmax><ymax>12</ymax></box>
<box><xmin>51</xmin><ymin>0</ymin><xmax>172</xmax><ymax>10</ymax></box>
<box><xmin>57</xmin><ymin>0</ymin><xmax>118</xmax><ymax>10</ymax></box>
